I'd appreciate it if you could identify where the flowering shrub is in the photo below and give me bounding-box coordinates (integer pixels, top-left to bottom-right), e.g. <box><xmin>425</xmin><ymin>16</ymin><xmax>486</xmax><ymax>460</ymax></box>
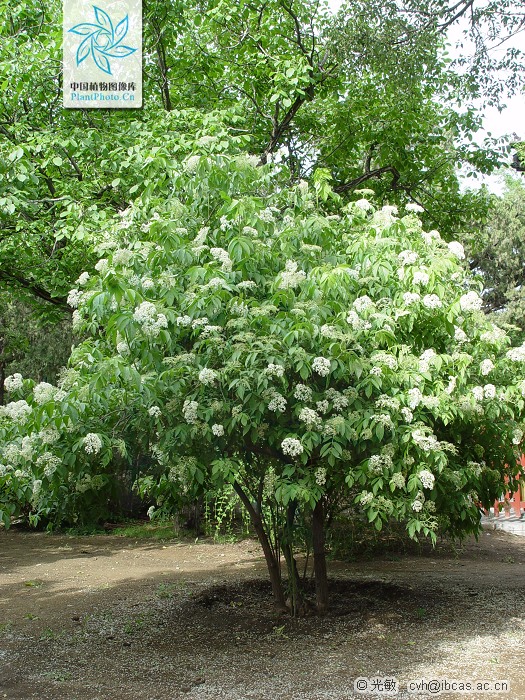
<box><xmin>1</xmin><ymin>151</ymin><xmax>525</xmax><ymax>612</ymax></box>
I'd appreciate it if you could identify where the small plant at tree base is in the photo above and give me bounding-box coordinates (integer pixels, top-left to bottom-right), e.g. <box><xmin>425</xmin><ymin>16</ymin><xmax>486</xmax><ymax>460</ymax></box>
<box><xmin>1</xmin><ymin>149</ymin><xmax>525</xmax><ymax>616</ymax></box>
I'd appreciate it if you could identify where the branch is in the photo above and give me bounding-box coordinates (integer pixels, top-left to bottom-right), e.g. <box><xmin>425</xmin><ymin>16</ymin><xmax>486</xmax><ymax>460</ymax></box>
<box><xmin>0</xmin><ymin>271</ymin><xmax>69</xmax><ymax>310</ymax></box>
<box><xmin>334</xmin><ymin>165</ymin><xmax>401</xmax><ymax>193</ymax></box>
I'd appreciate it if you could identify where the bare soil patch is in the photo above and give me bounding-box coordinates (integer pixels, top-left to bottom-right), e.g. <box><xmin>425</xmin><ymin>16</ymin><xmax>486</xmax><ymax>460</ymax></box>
<box><xmin>1</xmin><ymin>527</ymin><xmax>524</xmax><ymax>699</ymax></box>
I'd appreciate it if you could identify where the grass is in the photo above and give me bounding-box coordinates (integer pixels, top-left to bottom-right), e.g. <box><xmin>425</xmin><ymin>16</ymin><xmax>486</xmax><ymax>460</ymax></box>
<box><xmin>111</xmin><ymin>521</ymin><xmax>180</xmax><ymax>540</ymax></box>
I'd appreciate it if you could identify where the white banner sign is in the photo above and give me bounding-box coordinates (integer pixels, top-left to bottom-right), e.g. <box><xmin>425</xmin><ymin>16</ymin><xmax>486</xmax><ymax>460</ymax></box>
<box><xmin>63</xmin><ymin>1</ymin><xmax>142</xmax><ymax>109</ymax></box>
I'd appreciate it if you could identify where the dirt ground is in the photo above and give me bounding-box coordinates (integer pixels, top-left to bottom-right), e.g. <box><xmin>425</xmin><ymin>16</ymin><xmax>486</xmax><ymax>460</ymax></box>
<box><xmin>1</xmin><ymin>526</ymin><xmax>525</xmax><ymax>700</ymax></box>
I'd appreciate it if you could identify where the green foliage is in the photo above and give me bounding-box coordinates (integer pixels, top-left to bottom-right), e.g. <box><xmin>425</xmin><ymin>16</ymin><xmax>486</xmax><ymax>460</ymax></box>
<box><xmin>1</xmin><ymin>152</ymin><xmax>524</xmax><ymax>547</ymax></box>
<box><xmin>458</xmin><ymin>176</ymin><xmax>525</xmax><ymax>339</ymax></box>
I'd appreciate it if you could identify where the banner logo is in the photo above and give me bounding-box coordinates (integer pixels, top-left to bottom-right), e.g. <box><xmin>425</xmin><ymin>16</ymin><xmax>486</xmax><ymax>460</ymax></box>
<box><xmin>63</xmin><ymin>1</ymin><xmax>142</xmax><ymax>109</ymax></box>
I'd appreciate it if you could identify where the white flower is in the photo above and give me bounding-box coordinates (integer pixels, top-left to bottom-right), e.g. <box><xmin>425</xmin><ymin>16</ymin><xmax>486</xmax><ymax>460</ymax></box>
<box><xmin>312</xmin><ymin>357</ymin><xmax>331</xmax><ymax>377</ymax></box>
<box><xmin>133</xmin><ymin>302</ymin><xmax>168</xmax><ymax>337</ymax></box>
<box><xmin>354</xmin><ymin>198</ymin><xmax>373</xmax><ymax>211</ymax></box>
<box><xmin>147</xmin><ymin>505</ymin><xmax>156</xmax><ymax>520</ymax></box>
<box><xmin>408</xmin><ymin>388</ymin><xmax>423</xmax><ymax>409</ymax></box>
<box><xmin>353</xmin><ymin>295</ymin><xmax>374</xmax><ymax>312</ymax></box>
<box><xmin>4</xmin><ymin>374</ymin><xmax>23</xmax><ymax>392</ymax></box>
<box><xmin>67</xmin><ymin>289</ymin><xmax>82</xmax><ymax>308</ymax></box>
<box><xmin>182</xmin><ymin>400</ymin><xmax>199</xmax><ymax>424</ymax></box>
<box><xmin>412</xmin><ymin>499</ymin><xmax>424</xmax><ymax>512</ymax></box>
<box><xmin>117</xmin><ymin>341</ymin><xmax>130</xmax><ymax>355</ymax></box>
<box><xmin>258</xmin><ymin>208</ymin><xmax>275</xmax><ymax>223</ymax></box>
<box><xmin>359</xmin><ymin>491</ymin><xmax>374</xmax><ymax>506</ymax></box>
<box><xmin>184</xmin><ymin>155</ymin><xmax>200</xmax><ymax>173</ymax></box>
<box><xmin>460</xmin><ymin>291</ymin><xmax>482</xmax><ymax>312</ymax></box>
<box><xmin>413</xmin><ymin>271</ymin><xmax>429</xmax><ymax>286</ymax></box>
<box><xmin>480</xmin><ymin>359</ymin><xmax>494</xmax><ymax>376</ymax></box>
<box><xmin>401</xmin><ymin>407</ymin><xmax>413</xmax><ymax>423</ymax></box>
<box><xmin>281</xmin><ymin>437</ymin><xmax>304</xmax><ymax>457</ymax></box>
<box><xmin>481</xmin><ymin>326</ymin><xmax>506</xmax><ymax>344</ymax></box>
<box><xmin>32</xmin><ymin>479</ymin><xmax>42</xmax><ymax>496</ymax></box>
<box><xmin>198</xmin><ymin>368</ymin><xmax>217</xmax><ymax>386</ymax></box>
<box><xmin>406</xmin><ymin>202</ymin><xmax>424</xmax><ymax>213</ymax></box>
<box><xmin>506</xmin><ymin>344</ymin><xmax>525</xmax><ymax>362</ymax></box>
<box><xmin>237</xmin><ymin>280</ymin><xmax>257</xmax><ymax>291</ymax></box>
<box><xmin>445</xmin><ymin>376</ymin><xmax>457</xmax><ymax>394</ymax></box>
<box><xmin>0</xmin><ymin>400</ymin><xmax>32</xmax><ymax>423</ymax></box>
<box><xmin>176</xmin><ymin>315</ymin><xmax>192</xmax><ymax>327</ymax></box>
<box><xmin>299</xmin><ymin>407</ymin><xmax>321</xmax><ymax>430</ymax></box>
<box><xmin>210</xmin><ymin>247</ymin><xmax>233</xmax><ymax>272</ymax></box>
<box><xmin>142</xmin><ymin>278</ymin><xmax>155</xmax><ymax>290</ymax></box>
<box><xmin>391</xmin><ymin>472</ymin><xmax>406</xmax><ymax>489</ymax></box>
<box><xmin>294</xmin><ymin>384</ymin><xmax>312</xmax><ymax>401</ymax></box>
<box><xmin>370</xmin><ymin>366</ymin><xmax>382</xmax><ymax>376</ymax></box>
<box><xmin>472</xmin><ymin>386</ymin><xmax>484</xmax><ymax>401</ymax></box>
<box><xmin>419</xmin><ymin>469</ymin><xmax>435</xmax><ymax>489</ymax></box>
<box><xmin>484</xmin><ymin>384</ymin><xmax>496</xmax><ymax>399</ymax></box>
<box><xmin>220</xmin><ymin>215</ymin><xmax>233</xmax><ymax>231</ymax></box>
<box><xmin>83</xmin><ymin>433</ymin><xmax>102</xmax><ymax>454</ymax></box>
<box><xmin>402</xmin><ymin>291</ymin><xmax>420</xmax><ymax>306</ymax></box>
<box><xmin>112</xmin><ymin>248</ymin><xmax>133</xmax><ymax>266</ymax></box>
<box><xmin>398</xmin><ymin>250</ymin><xmax>418</xmax><ymax>265</ymax></box>
<box><xmin>268</xmin><ymin>393</ymin><xmax>287</xmax><ymax>412</ymax></box>
<box><xmin>212</xmin><ymin>423</ymin><xmax>225</xmax><ymax>436</ymax></box>
<box><xmin>33</xmin><ymin>382</ymin><xmax>57</xmax><ymax>405</ymax></box>
<box><xmin>148</xmin><ymin>406</ymin><xmax>162</xmax><ymax>418</ymax></box>
<box><xmin>512</xmin><ymin>429</ymin><xmax>523</xmax><ymax>445</ymax></box>
<box><xmin>265</xmin><ymin>364</ymin><xmax>285</xmax><ymax>378</ymax></box>
<box><xmin>279</xmin><ymin>260</ymin><xmax>306</xmax><ymax>290</ymax></box>
<box><xmin>382</xmin><ymin>205</ymin><xmax>398</xmax><ymax>216</ymax></box>
<box><xmin>454</xmin><ymin>327</ymin><xmax>468</xmax><ymax>343</ymax></box>
<box><xmin>298</xmin><ymin>180</ymin><xmax>309</xmax><ymax>196</ymax></box>
<box><xmin>447</xmin><ymin>241</ymin><xmax>465</xmax><ymax>259</ymax></box>
<box><xmin>315</xmin><ymin>467</ymin><xmax>327</xmax><ymax>486</ymax></box>
<box><xmin>422</xmin><ymin>294</ymin><xmax>442</xmax><ymax>309</ymax></box>
<box><xmin>76</xmin><ymin>272</ymin><xmax>90</xmax><ymax>286</ymax></box>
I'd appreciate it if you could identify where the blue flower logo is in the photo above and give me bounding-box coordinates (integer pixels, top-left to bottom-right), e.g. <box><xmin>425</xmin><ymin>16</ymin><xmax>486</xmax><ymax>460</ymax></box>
<box><xmin>68</xmin><ymin>6</ymin><xmax>136</xmax><ymax>76</ymax></box>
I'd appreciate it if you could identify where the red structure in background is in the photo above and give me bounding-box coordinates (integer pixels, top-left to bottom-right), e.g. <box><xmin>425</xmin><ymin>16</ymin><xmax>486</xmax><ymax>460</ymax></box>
<box><xmin>491</xmin><ymin>454</ymin><xmax>525</xmax><ymax>518</ymax></box>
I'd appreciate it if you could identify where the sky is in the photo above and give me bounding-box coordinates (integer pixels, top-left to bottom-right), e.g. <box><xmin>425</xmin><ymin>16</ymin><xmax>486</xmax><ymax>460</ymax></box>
<box><xmin>327</xmin><ymin>0</ymin><xmax>525</xmax><ymax>194</ymax></box>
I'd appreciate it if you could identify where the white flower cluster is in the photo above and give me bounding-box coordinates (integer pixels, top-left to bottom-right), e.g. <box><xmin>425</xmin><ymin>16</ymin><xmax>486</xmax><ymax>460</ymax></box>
<box><xmin>4</xmin><ymin>373</ymin><xmax>23</xmax><ymax>392</ymax></box>
<box><xmin>421</xmin><ymin>229</ymin><xmax>441</xmax><ymax>245</ymax></box>
<box><xmin>316</xmin><ymin>400</ymin><xmax>330</xmax><ymax>414</ymax></box>
<box><xmin>480</xmin><ymin>359</ymin><xmax>494</xmax><ymax>376</ymax></box>
<box><xmin>113</xmin><ymin>248</ymin><xmax>133</xmax><ymax>266</ymax></box>
<box><xmin>212</xmin><ymin>423</ymin><xmax>225</xmax><ymax>436</ymax></box>
<box><xmin>346</xmin><ymin>309</ymin><xmax>372</xmax><ymax>331</ymax></box>
<box><xmin>401</xmin><ymin>407</ymin><xmax>413</xmax><ymax>423</ymax></box>
<box><xmin>39</xmin><ymin>428</ymin><xmax>60</xmax><ymax>445</ymax></box>
<box><xmin>353</xmin><ymin>295</ymin><xmax>374</xmax><ymax>312</ymax></box>
<box><xmin>419</xmin><ymin>349</ymin><xmax>436</xmax><ymax>373</ymax></box>
<box><xmin>447</xmin><ymin>241</ymin><xmax>465</xmax><ymax>259</ymax></box>
<box><xmin>512</xmin><ymin>429</ymin><xmax>523</xmax><ymax>445</ymax></box>
<box><xmin>133</xmin><ymin>301</ymin><xmax>168</xmax><ymax>337</ymax></box>
<box><xmin>268</xmin><ymin>392</ymin><xmax>287</xmax><ymax>412</ymax></box>
<box><xmin>412</xmin><ymin>499</ymin><xmax>424</xmax><ymax>513</ymax></box>
<box><xmin>398</xmin><ymin>250</ymin><xmax>418</xmax><ymax>265</ymax></box>
<box><xmin>294</xmin><ymin>384</ymin><xmax>312</xmax><ymax>402</ymax></box>
<box><xmin>117</xmin><ymin>341</ymin><xmax>130</xmax><ymax>355</ymax></box>
<box><xmin>320</xmin><ymin>324</ymin><xmax>340</xmax><ymax>339</ymax></box>
<box><xmin>176</xmin><ymin>315</ymin><xmax>192</xmax><ymax>327</ymax></box>
<box><xmin>147</xmin><ymin>505</ymin><xmax>156</xmax><ymax>520</ymax></box>
<box><xmin>278</xmin><ymin>260</ymin><xmax>306</xmax><ymax>290</ymax></box>
<box><xmin>403</xmin><ymin>292</ymin><xmax>420</xmax><ymax>306</ymax></box>
<box><xmin>419</xmin><ymin>469</ymin><xmax>435</xmax><ymax>489</ymax></box>
<box><xmin>368</xmin><ymin>453</ymin><xmax>392</xmax><ymax>475</ymax></box>
<box><xmin>67</xmin><ymin>289</ymin><xmax>83</xmax><ymax>308</ymax></box>
<box><xmin>198</xmin><ymin>368</ymin><xmax>218</xmax><ymax>386</ymax></box>
<box><xmin>299</xmin><ymin>407</ymin><xmax>322</xmax><ymax>430</ymax></box>
<box><xmin>406</xmin><ymin>202</ymin><xmax>424</xmax><ymax>213</ymax></box>
<box><xmin>413</xmin><ymin>271</ymin><xmax>429</xmax><ymax>286</ymax></box>
<box><xmin>454</xmin><ymin>327</ymin><xmax>468</xmax><ymax>343</ymax></box>
<box><xmin>182</xmin><ymin>400</ymin><xmax>199</xmax><ymax>424</ymax></box>
<box><xmin>445</xmin><ymin>376</ymin><xmax>457</xmax><ymax>394</ymax></box>
<box><xmin>220</xmin><ymin>215</ymin><xmax>233</xmax><ymax>231</ymax></box>
<box><xmin>360</xmin><ymin>491</ymin><xmax>374</xmax><ymax>506</ymax></box>
<box><xmin>422</xmin><ymin>294</ymin><xmax>442</xmax><ymax>309</ymax></box>
<box><xmin>258</xmin><ymin>208</ymin><xmax>276</xmax><ymax>223</ymax></box>
<box><xmin>76</xmin><ymin>271</ymin><xmax>90</xmax><ymax>286</ymax></box>
<box><xmin>315</xmin><ymin>467</ymin><xmax>327</xmax><ymax>486</ymax></box>
<box><xmin>372</xmin><ymin>352</ymin><xmax>398</xmax><ymax>370</ymax></box>
<box><xmin>148</xmin><ymin>406</ymin><xmax>162</xmax><ymax>418</ymax></box>
<box><xmin>237</xmin><ymin>280</ymin><xmax>257</xmax><ymax>291</ymax></box>
<box><xmin>382</xmin><ymin>205</ymin><xmax>398</xmax><ymax>216</ymax></box>
<box><xmin>472</xmin><ymin>386</ymin><xmax>484</xmax><ymax>401</ymax></box>
<box><xmin>210</xmin><ymin>247</ymin><xmax>233</xmax><ymax>272</ymax></box>
<box><xmin>390</xmin><ymin>472</ymin><xmax>406</xmax><ymax>489</ymax></box>
<box><xmin>184</xmin><ymin>155</ymin><xmax>200</xmax><ymax>173</ymax></box>
<box><xmin>480</xmin><ymin>326</ymin><xmax>506</xmax><ymax>344</ymax></box>
<box><xmin>506</xmin><ymin>343</ymin><xmax>525</xmax><ymax>362</ymax></box>
<box><xmin>265</xmin><ymin>364</ymin><xmax>285</xmax><ymax>378</ymax></box>
<box><xmin>33</xmin><ymin>382</ymin><xmax>58</xmax><ymax>405</ymax></box>
<box><xmin>94</xmin><ymin>258</ymin><xmax>109</xmax><ymax>274</ymax></box>
<box><xmin>459</xmin><ymin>291</ymin><xmax>482</xmax><ymax>312</ymax></box>
<box><xmin>83</xmin><ymin>433</ymin><xmax>102</xmax><ymax>454</ymax></box>
<box><xmin>408</xmin><ymin>387</ymin><xmax>423</xmax><ymax>409</ymax></box>
<box><xmin>0</xmin><ymin>400</ymin><xmax>32</xmax><ymax>423</ymax></box>
<box><xmin>281</xmin><ymin>437</ymin><xmax>304</xmax><ymax>457</ymax></box>
<box><xmin>483</xmin><ymin>384</ymin><xmax>496</xmax><ymax>399</ymax></box>
<box><xmin>325</xmin><ymin>388</ymin><xmax>349</xmax><ymax>411</ymax></box>
<box><xmin>354</xmin><ymin>198</ymin><xmax>373</xmax><ymax>211</ymax></box>
<box><xmin>312</xmin><ymin>357</ymin><xmax>331</xmax><ymax>377</ymax></box>
<box><xmin>411</xmin><ymin>429</ymin><xmax>440</xmax><ymax>453</ymax></box>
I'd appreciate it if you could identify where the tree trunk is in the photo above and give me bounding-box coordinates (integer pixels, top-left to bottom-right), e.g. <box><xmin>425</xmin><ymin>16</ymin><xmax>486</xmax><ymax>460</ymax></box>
<box><xmin>233</xmin><ymin>481</ymin><xmax>287</xmax><ymax>613</ymax></box>
<box><xmin>312</xmin><ymin>498</ymin><xmax>329</xmax><ymax>615</ymax></box>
